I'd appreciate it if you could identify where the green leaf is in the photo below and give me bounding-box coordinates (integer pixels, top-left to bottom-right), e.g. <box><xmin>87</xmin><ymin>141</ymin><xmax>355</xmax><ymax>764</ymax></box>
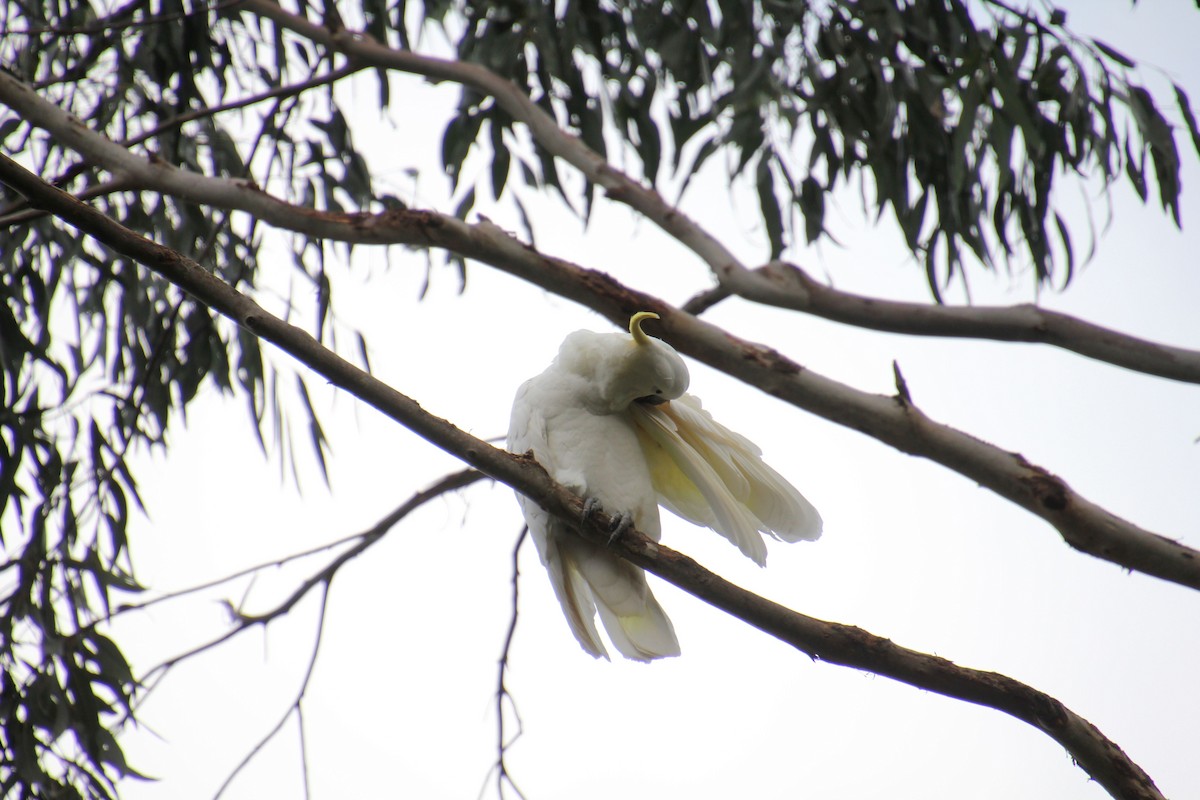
<box><xmin>1091</xmin><ymin>39</ymin><xmax>1136</xmax><ymax>69</ymax></box>
<box><xmin>799</xmin><ymin>176</ymin><xmax>825</xmax><ymax>244</ymax></box>
<box><xmin>295</xmin><ymin>375</ymin><xmax>330</xmax><ymax>487</ymax></box>
<box><xmin>989</xmin><ymin>47</ymin><xmax>1044</xmax><ymax>159</ymax></box>
<box><xmin>1174</xmin><ymin>83</ymin><xmax>1200</xmax><ymax>159</ymax></box>
<box><xmin>454</xmin><ymin>187</ymin><xmax>476</xmax><ymax>221</ymax></box>
<box><xmin>1053</xmin><ymin>211</ymin><xmax>1075</xmax><ymax>285</ymax></box>
<box><xmin>675</xmin><ymin>135</ymin><xmax>718</xmax><ymax>204</ymax></box>
<box><xmin>513</xmin><ymin>193</ymin><xmax>537</xmax><ymax>249</ymax></box>
<box><xmin>755</xmin><ymin>158</ymin><xmax>785</xmax><ymax>259</ymax></box>
<box><xmin>355</xmin><ymin>332</ymin><xmax>372</xmax><ymax>374</ymax></box>
<box><xmin>489</xmin><ymin>119</ymin><xmax>511</xmax><ymax>200</ymax></box>
<box><xmin>1126</xmin><ymin>88</ymin><xmax>1178</xmax><ymax>219</ymax></box>
<box><xmin>440</xmin><ymin>109</ymin><xmax>483</xmax><ymax>192</ymax></box>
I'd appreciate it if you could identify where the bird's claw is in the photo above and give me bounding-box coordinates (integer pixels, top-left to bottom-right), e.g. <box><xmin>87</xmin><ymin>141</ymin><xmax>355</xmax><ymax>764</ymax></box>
<box><xmin>607</xmin><ymin>511</ymin><xmax>633</xmax><ymax>546</ymax></box>
<box><xmin>582</xmin><ymin>498</ymin><xmax>633</xmax><ymax>546</ymax></box>
<box><xmin>582</xmin><ymin>497</ymin><xmax>602</xmax><ymax>521</ymax></box>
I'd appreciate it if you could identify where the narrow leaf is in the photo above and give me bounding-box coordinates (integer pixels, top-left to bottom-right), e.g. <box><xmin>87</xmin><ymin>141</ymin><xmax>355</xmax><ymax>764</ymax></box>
<box><xmin>1092</xmin><ymin>39</ymin><xmax>1136</xmax><ymax>69</ymax></box>
<box><xmin>1173</xmin><ymin>82</ymin><xmax>1200</xmax><ymax>159</ymax></box>
<box><xmin>755</xmin><ymin>158</ymin><xmax>785</xmax><ymax>259</ymax></box>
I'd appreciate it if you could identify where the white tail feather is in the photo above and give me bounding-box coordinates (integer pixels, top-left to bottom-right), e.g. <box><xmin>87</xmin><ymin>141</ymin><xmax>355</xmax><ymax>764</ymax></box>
<box><xmin>545</xmin><ymin>523</ymin><xmax>679</xmax><ymax>660</ymax></box>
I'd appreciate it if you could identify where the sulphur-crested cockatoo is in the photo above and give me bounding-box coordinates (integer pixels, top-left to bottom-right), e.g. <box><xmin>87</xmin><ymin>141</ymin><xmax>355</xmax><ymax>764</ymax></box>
<box><xmin>508</xmin><ymin>312</ymin><xmax>821</xmax><ymax>661</ymax></box>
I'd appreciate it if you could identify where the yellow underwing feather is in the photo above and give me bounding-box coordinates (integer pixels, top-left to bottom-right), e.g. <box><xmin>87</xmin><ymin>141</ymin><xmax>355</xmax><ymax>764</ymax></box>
<box><xmin>668</xmin><ymin>395</ymin><xmax>822</xmax><ymax>542</ymax></box>
<box><xmin>631</xmin><ymin>394</ymin><xmax>822</xmax><ymax>565</ymax></box>
<box><xmin>630</xmin><ymin>401</ymin><xmax>770</xmax><ymax>565</ymax></box>
<box><xmin>633</xmin><ymin>414</ymin><xmax>717</xmax><ymax>526</ymax></box>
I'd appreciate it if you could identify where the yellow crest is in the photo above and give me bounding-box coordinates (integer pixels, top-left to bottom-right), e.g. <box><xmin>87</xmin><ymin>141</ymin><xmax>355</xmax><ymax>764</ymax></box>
<box><xmin>629</xmin><ymin>311</ymin><xmax>659</xmax><ymax>345</ymax></box>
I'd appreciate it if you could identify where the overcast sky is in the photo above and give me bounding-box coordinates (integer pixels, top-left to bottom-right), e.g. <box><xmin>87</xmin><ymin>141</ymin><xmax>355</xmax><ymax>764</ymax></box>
<box><xmin>111</xmin><ymin>3</ymin><xmax>1199</xmax><ymax>799</ymax></box>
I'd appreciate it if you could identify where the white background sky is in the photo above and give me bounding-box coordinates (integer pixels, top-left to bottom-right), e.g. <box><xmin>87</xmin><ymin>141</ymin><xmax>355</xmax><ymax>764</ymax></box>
<box><xmin>108</xmin><ymin>3</ymin><xmax>1199</xmax><ymax>799</ymax></box>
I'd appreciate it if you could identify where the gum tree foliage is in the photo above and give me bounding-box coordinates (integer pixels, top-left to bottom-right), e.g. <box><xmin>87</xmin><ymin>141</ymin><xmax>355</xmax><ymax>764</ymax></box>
<box><xmin>0</xmin><ymin>0</ymin><xmax>1196</xmax><ymax>798</ymax></box>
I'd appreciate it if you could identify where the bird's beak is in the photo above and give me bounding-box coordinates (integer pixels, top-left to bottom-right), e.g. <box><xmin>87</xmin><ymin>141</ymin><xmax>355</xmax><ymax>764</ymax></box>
<box><xmin>637</xmin><ymin>395</ymin><xmax>668</xmax><ymax>406</ymax></box>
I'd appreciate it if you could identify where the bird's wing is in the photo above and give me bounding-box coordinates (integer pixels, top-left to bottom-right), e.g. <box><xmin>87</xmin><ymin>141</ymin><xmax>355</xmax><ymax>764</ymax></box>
<box><xmin>631</xmin><ymin>393</ymin><xmax>822</xmax><ymax>565</ymax></box>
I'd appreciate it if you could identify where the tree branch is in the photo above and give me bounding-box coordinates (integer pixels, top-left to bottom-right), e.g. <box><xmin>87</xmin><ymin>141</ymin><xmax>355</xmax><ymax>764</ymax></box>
<box><xmin>5</xmin><ymin>65</ymin><xmax>1195</xmax><ymax>388</ymax></box>
<box><xmin>0</xmin><ymin>97</ymin><xmax>1195</xmax><ymax>590</ymax></box>
<box><xmin>125</xmin><ymin>468</ymin><xmax>484</xmax><ymax>718</ymax></box>
<box><xmin>235</xmin><ymin>0</ymin><xmax>756</xmax><ymax>282</ymax></box>
<box><xmin>0</xmin><ymin>153</ymin><xmax>1166</xmax><ymax>800</ymax></box>
<box><xmin>684</xmin><ymin>261</ymin><xmax>1200</xmax><ymax>383</ymax></box>
<box><xmin>230</xmin><ymin>1</ymin><xmax>1200</xmax><ymax>388</ymax></box>
<box><xmin>0</xmin><ymin>63</ymin><xmax>364</xmax><ymax>226</ymax></box>
<box><xmin>214</xmin><ymin>583</ymin><xmax>329</xmax><ymax>800</ymax></box>
<box><xmin>0</xmin><ymin>82</ymin><xmax>1194</xmax><ymax>588</ymax></box>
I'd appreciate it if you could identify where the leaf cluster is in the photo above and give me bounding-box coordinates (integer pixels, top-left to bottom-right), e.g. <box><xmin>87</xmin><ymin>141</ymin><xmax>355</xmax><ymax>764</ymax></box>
<box><xmin>433</xmin><ymin>0</ymin><xmax>1199</xmax><ymax>296</ymax></box>
<box><xmin>1</xmin><ymin>2</ymin><xmax>399</xmax><ymax>785</ymax></box>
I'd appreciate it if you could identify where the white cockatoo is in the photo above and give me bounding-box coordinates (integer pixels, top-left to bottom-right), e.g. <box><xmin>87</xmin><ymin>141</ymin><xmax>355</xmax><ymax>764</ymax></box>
<box><xmin>508</xmin><ymin>312</ymin><xmax>821</xmax><ymax>661</ymax></box>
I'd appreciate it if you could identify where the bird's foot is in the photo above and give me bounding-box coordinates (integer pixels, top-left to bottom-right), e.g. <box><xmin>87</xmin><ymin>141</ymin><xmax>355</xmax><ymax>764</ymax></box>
<box><xmin>582</xmin><ymin>496</ymin><xmax>603</xmax><ymax>521</ymax></box>
<box><xmin>606</xmin><ymin>511</ymin><xmax>633</xmax><ymax>546</ymax></box>
<box><xmin>582</xmin><ymin>498</ymin><xmax>633</xmax><ymax>546</ymax></box>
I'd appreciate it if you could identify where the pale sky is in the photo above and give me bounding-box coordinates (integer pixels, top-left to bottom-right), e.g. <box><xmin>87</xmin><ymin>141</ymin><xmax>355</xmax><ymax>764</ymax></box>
<box><xmin>109</xmin><ymin>3</ymin><xmax>1199</xmax><ymax>799</ymax></box>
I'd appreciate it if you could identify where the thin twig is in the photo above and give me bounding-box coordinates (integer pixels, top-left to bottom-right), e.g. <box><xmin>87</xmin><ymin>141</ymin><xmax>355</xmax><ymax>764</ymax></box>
<box><xmin>490</xmin><ymin>527</ymin><xmax>529</xmax><ymax>800</ymax></box>
<box><xmin>214</xmin><ymin>583</ymin><xmax>330</xmax><ymax>799</ymax></box>
<box><xmin>298</xmin><ymin>704</ymin><xmax>312</xmax><ymax>800</ymax></box>
<box><xmin>128</xmin><ymin>470</ymin><xmax>484</xmax><ymax>708</ymax></box>
<box><xmin>101</xmin><ymin>519</ymin><xmax>387</xmax><ymax>626</ymax></box>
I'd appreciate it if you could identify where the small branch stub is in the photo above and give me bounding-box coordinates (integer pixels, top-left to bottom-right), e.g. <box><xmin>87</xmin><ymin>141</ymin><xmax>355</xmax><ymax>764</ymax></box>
<box><xmin>893</xmin><ymin>360</ymin><xmax>913</xmax><ymax>405</ymax></box>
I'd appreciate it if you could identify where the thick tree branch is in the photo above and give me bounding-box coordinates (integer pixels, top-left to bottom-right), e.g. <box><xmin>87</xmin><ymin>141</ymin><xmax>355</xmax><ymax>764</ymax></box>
<box><xmin>0</xmin><ymin>80</ymin><xmax>1194</xmax><ymax>588</ymax></box>
<box><xmin>4</xmin><ymin>66</ymin><xmax>1196</xmax><ymax>387</ymax></box>
<box><xmin>226</xmin><ymin>2</ymin><xmax>1200</xmax><ymax>387</ymax></box>
<box><xmin>0</xmin><ymin>153</ymin><xmax>1167</xmax><ymax>800</ymax></box>
<box><xmin>0</xmin><ymin>86</ymin><xmax>1196</xmax><ymax>589</ymax></box>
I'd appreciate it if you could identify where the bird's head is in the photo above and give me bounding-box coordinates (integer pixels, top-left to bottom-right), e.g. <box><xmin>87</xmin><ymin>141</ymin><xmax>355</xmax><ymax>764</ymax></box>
<box><xmin>601</xmin><ymin>311</ymin><xmax>690</xmax><ymax>412</ymax></box>
<box><xmin>555</xmin><ymin>311</ymin><xmax>690</xmax><ymax>414</ymax></box>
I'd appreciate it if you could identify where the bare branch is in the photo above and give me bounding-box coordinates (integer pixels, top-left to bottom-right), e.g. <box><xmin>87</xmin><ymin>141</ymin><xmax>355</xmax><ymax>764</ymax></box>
<box><xmin>0</xmin><ymin>153</ymin><xmax>1166</xmax><ymax>800</ymax></box>
<box><xmin>688</xmin><ymin>261</ymin><xmax>1200</xmax><ymax>383</ymax></box>
<box><xmin>126</xmin><ymin>469</ymin><xmax>483</xmax><ymax>706</ymax></box>
<box><xmin>99</xmin><ymin>526</ymin><xmax>379</xmax><ymax>626</ymax></box>
<box><xmin>608</xmin><ymin>523</ymin><xmax>1167</xmax><ymax>800</ymax></box>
